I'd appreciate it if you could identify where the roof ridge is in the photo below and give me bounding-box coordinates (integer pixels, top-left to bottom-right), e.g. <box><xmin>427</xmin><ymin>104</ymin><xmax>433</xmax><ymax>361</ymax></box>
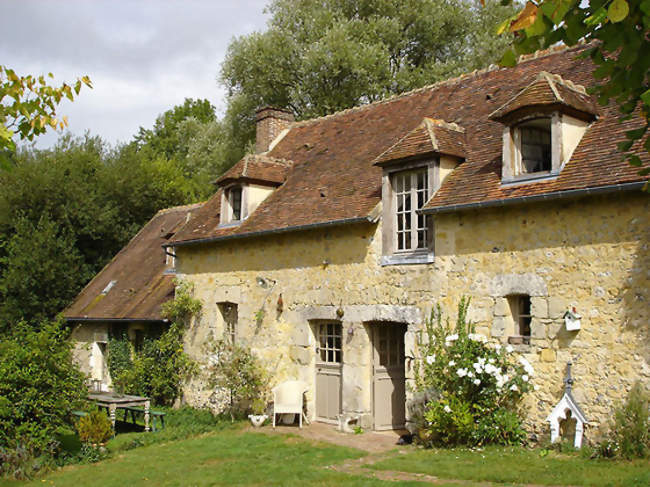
<box><xmin>290</xmin><ymin>43</ymin><xmax>585</xmax><ymax>130</ymax></box>
<box><xmin>155</xmin><ymin>201</ymin><xmax>204</xmax><ymax>215</ymax></box>
<box><xmin>251</xmin><ymin>154</ymin><xmax>294</xmax><ymax>166</ymax></box>
<box><xmin>424</xmin><ymin>117</ymin><xmax>465</xmax><ymax>133</ymax></box>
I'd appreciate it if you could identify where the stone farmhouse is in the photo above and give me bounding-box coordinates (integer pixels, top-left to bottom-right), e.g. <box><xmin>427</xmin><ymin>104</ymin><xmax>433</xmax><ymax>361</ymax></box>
<box><xmin>66</xmin><ymin>44</ymin><xmax>649</xmax><ymax>438</ymax></box>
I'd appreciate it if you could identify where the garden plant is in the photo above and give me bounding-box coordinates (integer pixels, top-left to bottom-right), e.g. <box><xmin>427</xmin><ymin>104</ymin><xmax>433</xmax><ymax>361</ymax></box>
<box><xmin>414</xmin><ymin>298</ymin><xmax>535</xmax><ymax>446</ymax></box>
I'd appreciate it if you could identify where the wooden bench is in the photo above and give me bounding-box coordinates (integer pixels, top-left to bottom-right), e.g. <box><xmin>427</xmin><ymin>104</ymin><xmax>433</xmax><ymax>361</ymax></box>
<box><xmin>122</xmin><ymin>406</ymin><xmax>166</xmax><ymax>431</ymax></box>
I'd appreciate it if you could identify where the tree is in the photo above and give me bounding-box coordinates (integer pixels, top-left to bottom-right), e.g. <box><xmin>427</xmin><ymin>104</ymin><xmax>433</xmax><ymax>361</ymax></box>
<box><xmin>219</xmin><ymin>0</ymin><xmax>518</xmax><ymax>166</ymax></box>
<box><xmin>498</xmin><ymin>0</ymin><xmax>650</xmax><ymax>186</ymax></box>
<box><xmin>0</xmin><ymin>134</ymin><xmax>200</xmax><ymax>327</ymax></box>
<box><xmin>132</xmin><ymin>98</ymin><xmax>230</xmax><ymax>195</ymax></box>
<box><xmin>0</xmin><ymin>66</ymin><xmax>91</xmax><ymax>151</ymax></box>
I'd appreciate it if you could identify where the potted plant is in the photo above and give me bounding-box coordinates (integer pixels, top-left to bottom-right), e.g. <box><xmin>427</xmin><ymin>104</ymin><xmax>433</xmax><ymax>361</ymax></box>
<box><xmin>248</xmin><ymin>398</ymin><xmax>268</xmax><ymax>427</ymax></box>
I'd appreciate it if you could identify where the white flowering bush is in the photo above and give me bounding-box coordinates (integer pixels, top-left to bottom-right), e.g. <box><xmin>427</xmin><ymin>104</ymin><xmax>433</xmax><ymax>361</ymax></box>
<box><xmin>414</xmin><ymin>298</ymin><xmax>534</xmax><ymax>447</ymax></box>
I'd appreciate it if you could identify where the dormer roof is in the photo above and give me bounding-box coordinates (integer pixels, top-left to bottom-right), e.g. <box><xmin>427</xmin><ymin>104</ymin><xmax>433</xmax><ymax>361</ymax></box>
<box><xmin>489</xmin><ymin>71</ymin><xmax>599</xmax><ymax>124</ymax></box>
<box><xmin>373</xmin><ymin>118</ymin><xmax>465</xmax><ymax>166</ymax></box>
<box><xmin>214</xmin><ymin>154</ymin><xmax>292</xmax><ymax>187</ymax></box>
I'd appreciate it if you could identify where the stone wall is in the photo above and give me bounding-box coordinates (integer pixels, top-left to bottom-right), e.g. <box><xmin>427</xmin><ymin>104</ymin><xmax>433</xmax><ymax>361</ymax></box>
<box><xmin>174</xmin><ymin>191</ymin><xmax>648</xmax><ymax>439</ymax></box>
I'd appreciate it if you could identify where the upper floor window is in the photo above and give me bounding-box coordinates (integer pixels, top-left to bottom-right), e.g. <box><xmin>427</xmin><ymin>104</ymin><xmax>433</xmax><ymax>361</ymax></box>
<box><xmin>228</xmin><ymin>186</ymin><xmax>243</xmax><ymax>221</ymax></box>
<box><xmin>394</xmin><ymin>169</ymin><xmax>430</xmax><ymax>252</ymax></box>
<box><xmin>518</xmin><ymin>118</ymin><xmax>551</xmax><ymax>175</ymax></box>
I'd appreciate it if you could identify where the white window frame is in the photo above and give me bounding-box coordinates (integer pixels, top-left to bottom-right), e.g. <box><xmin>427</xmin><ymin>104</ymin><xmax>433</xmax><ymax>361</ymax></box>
<box><xmin>380</xmin><ymin>159</ymin><xmax>436</xmax><ymax>266</ymax></box>
<box><xmin>220</xmin><ymin>184</ymin><xmax>248</xmax><ymax>225</ymax></box>
<box><xmin>393</xmin><ymin>169</ymin><xmax>430</xmax><ymax>253</ymax></box>
<box><xmin>501</xmin><ymin>113</ymin><xmax>562</xmax><ymax>184</ymax></box>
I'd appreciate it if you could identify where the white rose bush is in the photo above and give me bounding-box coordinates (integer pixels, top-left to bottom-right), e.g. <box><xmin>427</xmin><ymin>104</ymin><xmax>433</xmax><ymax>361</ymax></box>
<box><xmin>414</xmin><ymin>298</ymin><xmax>534</xmax><ymax>447</ymax></box>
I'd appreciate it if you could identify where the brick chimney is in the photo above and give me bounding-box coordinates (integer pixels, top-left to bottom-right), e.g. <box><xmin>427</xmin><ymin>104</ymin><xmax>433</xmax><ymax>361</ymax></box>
<box><xmin>255</xmin><ymin>107</ymin><xmax>294</xmax><ymax>153</ymax></box>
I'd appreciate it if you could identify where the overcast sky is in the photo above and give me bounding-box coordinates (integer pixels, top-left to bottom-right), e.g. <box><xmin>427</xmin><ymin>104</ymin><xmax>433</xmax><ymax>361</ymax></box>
<box><xmin>1</xmin><ymin>0</ymin><xmax>270</xmax><ymax>148</ymax></box>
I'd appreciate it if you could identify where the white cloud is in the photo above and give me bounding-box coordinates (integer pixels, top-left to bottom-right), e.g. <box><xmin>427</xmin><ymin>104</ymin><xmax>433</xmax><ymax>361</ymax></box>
<box><xmin>1</xmin><ymin>0</ymin><xmax>269</xmax><ymax>148</ymax></box>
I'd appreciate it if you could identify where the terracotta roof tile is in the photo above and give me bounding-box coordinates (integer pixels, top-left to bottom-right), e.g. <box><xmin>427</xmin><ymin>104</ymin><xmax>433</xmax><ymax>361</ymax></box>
<box><xmin>373</xmin><ymin>118</ymin><xmax>465</xmax><ymax>165</ymax></box>
<box><xmin>170</xmin><ymin>45</ymin><xmax>647</xmax><ymax>246</ymax></box>
<box><xmin>489</xmin><ymin>71</ymin><xmax>599</xmax><ymax>123</ymax></box>
<box><xmin>214</xmin><ymin>154</ymin><xmax>292</xmax><ymax>187</ymax></box>
<box><xmin>64</xmin><ymin>203</ymin><xmax>202</xmax><ymax>321</ymax></box>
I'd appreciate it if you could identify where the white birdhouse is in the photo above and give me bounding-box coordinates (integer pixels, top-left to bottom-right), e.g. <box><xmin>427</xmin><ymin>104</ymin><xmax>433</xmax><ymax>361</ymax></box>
<box><xmin>564</xmin><ymin>307</ymin><xmax>581</xmax><ymax>331</ymax></box>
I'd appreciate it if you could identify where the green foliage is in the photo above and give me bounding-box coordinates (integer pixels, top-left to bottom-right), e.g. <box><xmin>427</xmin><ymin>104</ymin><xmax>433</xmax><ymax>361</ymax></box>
<box><xmin>109</xmin><ymin>282</ymin><xmax>200</xmax><ymax>405</ymax></box>
<box><xmin>0</xmin><ymin>65</ymin><xmax>91</xmax><ymax>151</ymax></box>
<box><xmin>0</xmin><ymin>214</ymin><xmax>88</xmax><ymax>327</ymax></box>
<box><xmin>161</xmin><ymin>280</ymin><xmax>203</xmax><ymax>326</ymax></box>
<box><xmin>132</xmin><ymin>98</ymin><xmax>230</xmax><ymax>195</ymax></box>
<box><xmin>206</xmin><ymin>339</ymin><xmax>269</xmax><ymax>420</ymax></box>
<box><xmin>0</xmin><ymin>134</ymin><xmax>202</xmax><ymax>328</ymax></box>
<box><xmin>120</xmin><ymin>323</ymin><xmax>197</xmax><ymax>406</ymax></box>
<box><xmin>107</xmin><ymin>406</ymin><xmax>229</xmax><ymax>453</ymax></box>
<box><xmin>414</xmin><ymin>298</ymin><xmax>533</xmax><ymax>446</ymax></box>
<box><xmin>0</xmin><ymin>319</ymin><xmax>85</xmax><ymax>452</ymax></box>
<box><xmin>76</xmin><ymin>411</ymin><xmax>113</xmax><ymax>445</ymax></box>
<box><xmin>501</xmin><ymin>0</ymin><xmax>650</xmax><ymax>185</ymax></box>
<box><xmin>599</xmin><ymin>381</ymin><xmax>650</xmax><ymax>459</ymax></box>
<box><xmin>220</xmin><ymin>0</ymin><xmax>518</xmax><ymax>166</ymax></box>
<box><xmin>106</xmin><ymin>333</ymin><xmax>132</xmax><ymax>390</ymax></box>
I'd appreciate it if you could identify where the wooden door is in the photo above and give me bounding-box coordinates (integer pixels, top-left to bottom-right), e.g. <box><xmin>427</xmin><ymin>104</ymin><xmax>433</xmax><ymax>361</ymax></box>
<box><xmin>315</xmin><ymin>323</ymin><xmax>342</xmax><ymax>423</ymax></box>
<box><xmin>372</xmin><ymin>324</ymin><xmax>406</xmax><ymax>430</ymax></box>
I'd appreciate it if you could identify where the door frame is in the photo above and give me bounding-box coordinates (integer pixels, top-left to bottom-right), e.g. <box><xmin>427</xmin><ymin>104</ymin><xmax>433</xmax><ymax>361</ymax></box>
<box><xmin>370</xmin><ymin>321</ymin><xmax>407</xmax><ymax>431</ymax></box>
<box><xmin>313</xmin><ymin>321</ymin><xmax>343</xmax><ymax>424</ymax></box>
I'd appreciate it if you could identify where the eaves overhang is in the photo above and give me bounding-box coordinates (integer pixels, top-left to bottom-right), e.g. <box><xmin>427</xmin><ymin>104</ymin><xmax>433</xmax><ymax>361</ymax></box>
<box><xmin>164</xmin><ymin>214</ymin><xmax>380</xmax><ymax>249</ymax></box>
<box><xmin>421</xmin><ymin>181</ymin><xmax>646</xmax><ymax>215</ymax></box>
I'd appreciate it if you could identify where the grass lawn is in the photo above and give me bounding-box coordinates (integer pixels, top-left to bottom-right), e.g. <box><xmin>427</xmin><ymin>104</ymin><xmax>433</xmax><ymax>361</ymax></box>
<box><xmin>370</xmin><ymin>445</ymin><xmax>650</xmax><ymax>487</ymax></box>
<box><xmin>5</xmin><ymin>428</ymin><xmax>423</xmax><ymax>487</ymax></box>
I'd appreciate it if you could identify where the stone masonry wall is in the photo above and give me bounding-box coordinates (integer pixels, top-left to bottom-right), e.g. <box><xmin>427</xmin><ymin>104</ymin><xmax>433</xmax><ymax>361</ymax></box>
<box><xmin>177</xmin><ymin>191</ymin><xmax>648</xmax><ymax>439</ymax></box>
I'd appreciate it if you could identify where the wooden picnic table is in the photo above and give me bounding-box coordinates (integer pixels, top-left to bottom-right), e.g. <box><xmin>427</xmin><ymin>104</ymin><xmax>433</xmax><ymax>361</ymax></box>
<box><xmin>87</xmin><ymin>392</ymin><xmax>151</xmax><ymax>432</ymax></box>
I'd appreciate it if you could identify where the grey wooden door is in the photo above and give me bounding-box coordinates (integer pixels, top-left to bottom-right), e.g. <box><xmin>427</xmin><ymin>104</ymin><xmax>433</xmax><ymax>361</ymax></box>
<box><xmin>315</xmin><ymin>323</ymin><xmax>342</xmax><ymax>423</ymax></box>
<box><xmin>372</xmin><ymin>324</ymin><xmax>406</xmax><ymax>430</ymax></box>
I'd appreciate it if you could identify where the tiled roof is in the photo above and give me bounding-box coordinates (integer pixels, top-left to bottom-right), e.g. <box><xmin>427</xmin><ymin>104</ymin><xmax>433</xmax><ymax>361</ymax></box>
<box><xmin>489</xmin><ymin>71</ymin><xmax>599</xmax><ymax>123</ymax></box>
<box><xmin>170</xmin><ymin>44</ymin><xmax>647</xmax><ymax>246</ymax></box>
<box><xmin>373</xmin><ymin>118</ymin><xmax>465</xmax><ymax>166</ymax></box>
<box><xmin>64</xmin><ymin>203</ymin><xmax>202</xmax><ymax>321</ymax></box>
<box><xmin>214</xmin><ymin>154</ymin><xmax>292</xmax><ymax>187</ymax></box>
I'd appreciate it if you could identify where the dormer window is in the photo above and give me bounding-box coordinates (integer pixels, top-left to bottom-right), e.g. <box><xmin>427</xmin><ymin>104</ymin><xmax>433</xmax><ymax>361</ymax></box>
<box><xmin>394</xmin><ymin>169</ymin><xmax>430</xmax><ymax>251</ymax></box>
<box><xmin>518</xmin><ymin>118</ymin><xmax>552</xmax><ymax>175</ymax></box>
<box><xmin>220</xmin><ymin>185</ymin><xmax>246</xmax><ymax>225</ymax></box>
<box><xmin>372</xmin><ymin>118</ymin><xmax>465</xmax><ymax>265</ymax></box>
<box><xmin>489</xmin><ymin>72</ymin><xmax>598</xmax><ymax>185</ymax></box>
<box><xmin>228</xmin><ymin>186</ymin><xmax>242</xmax><ymax>221</ymax></box>
<box><xmin>215</xmin><ymin>154</ymin><xmax>292</xmax><ymax>227</ymax></box>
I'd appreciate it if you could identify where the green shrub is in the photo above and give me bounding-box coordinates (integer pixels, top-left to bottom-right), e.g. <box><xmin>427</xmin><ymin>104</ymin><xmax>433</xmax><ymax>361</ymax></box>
<box><xmin>107</xmin><ymin>332</ymin><xmax>132</xmax><ymax>391</ymax></box>
<box><xmin>414</xmin><ymin>298</ymin><xmax>533</xmax><ymax>447</ymax></box>
<box><xmin>0</xmin><ymin>319</ymin><xmax>85</xmax><ymax>452</ymax></box>
<box><xmin>76</xmin><ymin>411</ymin><xmax>113</xmax><ymax>445</ymax></box>
<box><xmin>206</xmin><ymin>340</ymin><xmax>268</xmax><ymax>420</ymax></box>
<box><xmin>600</xmin><ymin>382</ymin><xmax>650</xmax><ymax>459</ymax></box>
<box><xmin>108</xmin><ymin>281</ymin><xmax>199</xmax><ymax>405</ymax></box>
